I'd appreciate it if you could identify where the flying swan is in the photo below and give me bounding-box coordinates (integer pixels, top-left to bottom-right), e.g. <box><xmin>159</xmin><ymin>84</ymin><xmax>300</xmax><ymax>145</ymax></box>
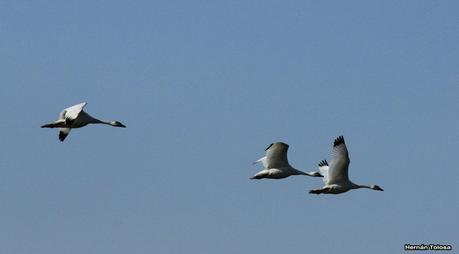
<box><xmin>251</xmin><ymin>142</ymin><xmax>323</xmax><ymax>180</ymax></box>
<box><xmin>41</xmin><ymin>102</ymin><xmax>126</xmax><ymax>141</ymax></box>
<box><xmin>309</xmin><ymin>136</ymin><xmax>383</xmax><ymax>194</ymax></box>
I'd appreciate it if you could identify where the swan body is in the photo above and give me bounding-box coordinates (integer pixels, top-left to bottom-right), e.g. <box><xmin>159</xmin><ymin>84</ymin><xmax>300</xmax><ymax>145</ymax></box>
<box><xmin>41</xmin><ymin>102</ymin><xmax>126</xmax><ymax>141</ymax></box>
<box><xmin>251</xmin><ymin>142</ymin><xmax>323</xmax><ymax>180</ymax></box>
<box><xmin>309</xmin><ymin>136</ymin><xmax>383</xmax><ymax>194</ymax></box>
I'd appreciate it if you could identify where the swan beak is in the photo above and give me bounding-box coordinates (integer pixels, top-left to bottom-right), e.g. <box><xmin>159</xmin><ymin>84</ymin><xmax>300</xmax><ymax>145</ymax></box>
<box><xmin>375</xmin><ymin>186</ymin><xmax>384</xmax><ymax>191</ymax></box>
<box><xmin>119</xmin><ymin>123</ymin><xmax>127</xmax><ymax>128</ymax></box>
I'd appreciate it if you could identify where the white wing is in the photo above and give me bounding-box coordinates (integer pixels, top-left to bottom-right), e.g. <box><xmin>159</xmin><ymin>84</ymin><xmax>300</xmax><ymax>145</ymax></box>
<box><xmin>318</xmin><ymin>160</ymin><xmax>330</xmax><ymax>184</ymax></box>
<box><xmin>264</xmin><ymin>142</ymin><xmax>290</xmax><ymax>169</ymax></box>
<box><xmin>328</xmin><ymin>136</ymin><xmax>350</xmax><ymax>185</ymax></box>
<box><xmin>60</xmin><ymin>102</ymin><xmax>87</xmax><ymax>120</ymax></box>
<box><xmin>252</xmin><ymin>156</ymin><xmax>268</xmax><ymax>168</ymax></box>
<box><xmin>59</xmin><ymin>109</ymin><xmax>67</xmax><ymax>120</ymax></box>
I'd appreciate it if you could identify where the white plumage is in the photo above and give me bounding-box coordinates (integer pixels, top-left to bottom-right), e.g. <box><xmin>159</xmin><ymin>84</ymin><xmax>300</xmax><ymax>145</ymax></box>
<box><xmin>251</xmin><ymin>142</ymin><xmax>323</xmax><ymax>180</ymax></box>
<box><xmin>41</xmin><ymin>102</ymin><xmax>126</xmax><ymax>141</ymax></box>
<box><xmin>309</xmin><ymin>136</ymin><xmax>383</xmax><ymax>194</ymax></box>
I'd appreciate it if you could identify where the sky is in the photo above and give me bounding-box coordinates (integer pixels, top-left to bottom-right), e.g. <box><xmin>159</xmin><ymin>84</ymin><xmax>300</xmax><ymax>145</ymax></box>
<box><xmin>0</xmin><ymin>1</ymin><xmax>458</xmax><ymax>253</ymax></box>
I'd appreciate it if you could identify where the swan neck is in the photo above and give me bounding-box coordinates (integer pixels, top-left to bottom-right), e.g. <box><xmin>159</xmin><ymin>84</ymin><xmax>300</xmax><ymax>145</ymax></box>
<box><xmin>91</xmin><ymin>118</ymin><xmax>112</xmax><ymax>126</ymax></box>
<box><xmin>292</xmin><ymin>168</ymin><xmax>308</xmax><ymax>176</ymax></box>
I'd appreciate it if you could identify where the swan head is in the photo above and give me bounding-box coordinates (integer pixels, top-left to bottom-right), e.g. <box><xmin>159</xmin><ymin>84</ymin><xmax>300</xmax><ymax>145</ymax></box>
<box><xmin>371</xmin><ymin>185</ymin><xmax>384</xmax><ymax>191</ymax></box>
<box><xmin>111</xmin><ymin>121</ymin><xmax>126</xmax><ymax>128</ymax></box>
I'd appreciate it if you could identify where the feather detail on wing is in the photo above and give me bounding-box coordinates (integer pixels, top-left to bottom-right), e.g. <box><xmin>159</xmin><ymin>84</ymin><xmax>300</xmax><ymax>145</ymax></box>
<box><xmin>59</xmin><ymin>128</ymin><xmax>71</xmax><ymax>142</ymax></box>
<box><xmin>265</xmin><ymin>142</ymin><xmax>290</xmax><ymax>169</ymax></box>
<box><xmin>265</xmin><ymin>143</ymin><xmax>273</xmax><ymax>151</ymax></box>
<box><xmin>252</xmin><ymin>156</ymin><xmax>268</xmax><ymax>168</ymax></box>
<box><xmin>318</xmin><ymin>160</ymin><xmax>330</xmax><ymax>184</ymax></box>
<box><xmin>62</xmin><ymin>102</ymin><xmax>87</xmax><ymax>120</ymax></box>
<box><xmin>59</xmin><ymin>110</ymin><xmax>67</xmax><ymax>120</ymax></box>
<box><xmin>328</xmin><ymin>136</ymin><xmax>350</xmax><ymax>185</ymax></box>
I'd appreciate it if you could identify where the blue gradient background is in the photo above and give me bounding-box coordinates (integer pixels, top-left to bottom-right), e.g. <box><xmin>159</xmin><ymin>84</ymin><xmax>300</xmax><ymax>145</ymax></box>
<box><xmin>0</xmin><ymin>1</ymin><xmax>458</xmax><ymax>253</ymax></box>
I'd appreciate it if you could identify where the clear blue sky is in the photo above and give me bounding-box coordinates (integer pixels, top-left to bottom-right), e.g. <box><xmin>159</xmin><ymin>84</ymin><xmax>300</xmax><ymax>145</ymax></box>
<box><xmin>1</xmin><ymin>1</ymin><xmax>458</xmax><ymax>253</ymax></box>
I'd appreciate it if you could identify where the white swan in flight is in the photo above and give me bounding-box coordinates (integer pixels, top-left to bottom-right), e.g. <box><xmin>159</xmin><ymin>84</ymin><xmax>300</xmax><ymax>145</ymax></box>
<box><xmin>251</xmin><ymin>142</ymin><xmax>323</xmax><ymax>180</ymax></box>
<box><xmin>309</xmin><ymin>136</ymin><xmax>383</xmax><ymax>194</ymax></box>
<box><xmin>41</xmin><ymin>102</ymin><xmax>126</xmax><ymax>141</ymax></box>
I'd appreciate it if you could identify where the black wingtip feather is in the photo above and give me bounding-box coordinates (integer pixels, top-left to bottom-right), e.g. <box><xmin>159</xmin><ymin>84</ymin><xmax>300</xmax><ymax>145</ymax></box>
<box><xmin>265</xmin><ymin>143</ymin><xmax>273</xmax><ymax>151</ymax></box>
<box><xmin>318</xmin><ymin>160</ymin><xmax>328</xmax><ymax>167</ymax></box>
<box><xmin>59</xmin><ymin>132</ymin><xmax>67</xmax><ymax>142</ymax></box>
<box><xmin>333</xmin><ymin>136</ymin><xmax>345</xmax><ymax>147</ymax></box>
